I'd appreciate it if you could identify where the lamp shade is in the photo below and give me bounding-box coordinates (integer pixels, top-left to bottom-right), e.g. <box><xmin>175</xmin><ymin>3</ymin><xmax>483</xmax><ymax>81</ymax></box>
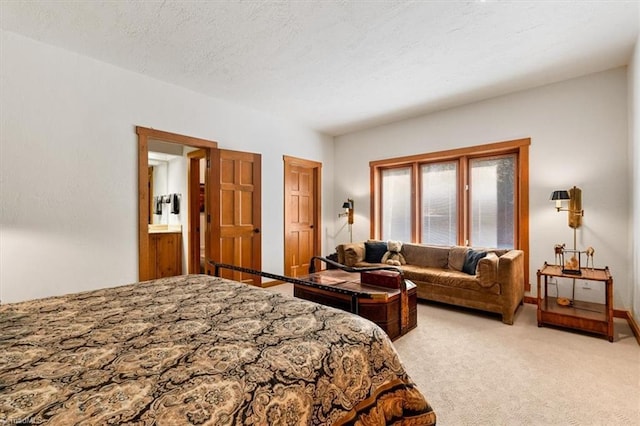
<box><xmin>342</xmin><ymin>201</ymin><xmax>352</xmax><ymax>209</ymax></box>
<box><xmin>550</xmin><ymin>190</ymin><xmax>570</xmax><ymax>201</ymax></box>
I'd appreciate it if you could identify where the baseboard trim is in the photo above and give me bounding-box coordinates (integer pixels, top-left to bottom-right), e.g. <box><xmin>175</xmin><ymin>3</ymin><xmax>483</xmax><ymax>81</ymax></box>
<box><xmin>261</xmin><ymin>280</ymin><xmax>286</xmax><ymax>288</ymax></box>
<box><xmin>613</xmin><ymin>309</ymin><xmax>626</xmax><ymax>319</ymax></box>
<box><xmin>614</xmin><ymin>309</ymin><xmax>640</xmax><ymax>346</ymax></box>
<box><xmin>523</xmin><ymin>296</ymin><xmax>537</xmax><ymax>305</ymax></box>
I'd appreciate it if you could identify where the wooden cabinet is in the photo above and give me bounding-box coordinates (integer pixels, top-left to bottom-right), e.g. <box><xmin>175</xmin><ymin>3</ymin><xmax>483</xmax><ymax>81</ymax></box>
<box><xmin>358</xmin><ymin>288</ymin><xmax>417</xmax><ymax>340</ymax></box>
<box><xmin>292</xmin><ymin>272</ymin><xmax>417</xmax><ymax>340</ymax></box>
<box><xmin>149</xmin><ymin>232</ymin><xmax>182</xmax><ymax>279</ymax></box>
<box><xmin>536</xmin><ymin>263</ymin><xmax>613</xmax><ymax>341</ymax></box>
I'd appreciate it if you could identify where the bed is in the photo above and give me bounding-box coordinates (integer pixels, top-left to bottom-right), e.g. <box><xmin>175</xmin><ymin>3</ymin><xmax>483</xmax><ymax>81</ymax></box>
<box><xmin>0</xmin><ymin>274</ymin><xmax>435</xmax><ymax>425</ymax></box>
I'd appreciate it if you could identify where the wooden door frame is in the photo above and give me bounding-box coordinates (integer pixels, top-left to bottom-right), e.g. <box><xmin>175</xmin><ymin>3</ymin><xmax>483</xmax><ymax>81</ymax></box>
<box><xmin>283</xmin><ymin>155</ymin><xmax>322</xmax><ymax>276</ymax></box>
<box><xmin>137</xmin><ymin>126</ymin><xmax>218</xmax><ymax>281</ymax></box>
<box><xmin>187</xmin><ymin>149</ymin><xmax>206</xmax><ymax>274</ymax></box>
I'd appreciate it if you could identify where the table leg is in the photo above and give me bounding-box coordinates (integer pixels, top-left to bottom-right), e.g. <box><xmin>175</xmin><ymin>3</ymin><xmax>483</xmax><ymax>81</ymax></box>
<box><xmin>606</xmin><ymin>277</ymin><xmax>614</xmax><ymax>342</ymax></box>
<box><xmin>536</xmin><ymin>270</ymin><xmax>542</xmax><ymax>327</ymax></box>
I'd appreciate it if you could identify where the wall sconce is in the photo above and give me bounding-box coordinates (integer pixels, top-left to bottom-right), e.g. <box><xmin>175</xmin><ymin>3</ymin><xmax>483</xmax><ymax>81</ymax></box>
<box><xmin>550</xmin><ymin>186</ymin><xmax>584</xmax><ymax>230</ymax></box>
<box><xmin>339</xmin><ymin>198</ymin><xmax>354</xmax><ymax>224</ymax></box>
<box><xmin>550</xmin><ymin>189</ymin><xmax>570</xmax><ymax>210</ymax></box>
<box><xmin>550</xmin><ymin>186</ymin><xmax>585</xmax><ymax>257</ymax></box>
<box><xmin>338</xmin><ymin>198</ymin><xmax>354</xmax><ymax>242</ymax></box>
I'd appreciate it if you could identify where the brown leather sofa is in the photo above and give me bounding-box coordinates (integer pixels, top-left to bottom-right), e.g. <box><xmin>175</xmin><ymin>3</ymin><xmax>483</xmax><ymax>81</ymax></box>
<box><xmin>335</xmin><ymin>241</ymin><xmax>525</xmax><ymax>325</ymax></box>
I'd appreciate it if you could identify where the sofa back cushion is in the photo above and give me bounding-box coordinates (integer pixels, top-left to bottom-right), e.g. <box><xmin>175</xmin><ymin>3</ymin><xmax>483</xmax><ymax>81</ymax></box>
<box><xmin>491</xmin><ymin>249</ymin><xmax>508</xmax><ymax>257</ymax></box>
<box><xmin>474</xmin><ymin>247</ymin><xmax>509</xmax><ymax>257</ymax></box>
<box><xmin>402</xmin><ymin>243</ymin><xmax>450</xmax><ymax>268</ymax></box>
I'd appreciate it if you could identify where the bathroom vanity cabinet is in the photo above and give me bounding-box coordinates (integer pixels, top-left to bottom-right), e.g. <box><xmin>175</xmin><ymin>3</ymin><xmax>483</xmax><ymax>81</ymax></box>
<box><xmin>149</xmin><ymin>229</ymin><xmax>182</xmax><ymax>279</ymax></box>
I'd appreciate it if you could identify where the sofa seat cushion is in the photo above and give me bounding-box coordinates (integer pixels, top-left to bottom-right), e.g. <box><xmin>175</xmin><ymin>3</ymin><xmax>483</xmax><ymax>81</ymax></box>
<box><xmin>400</xmin><ymin>265</ymin><xmax>500</xmax><ymax>295</ymax></box>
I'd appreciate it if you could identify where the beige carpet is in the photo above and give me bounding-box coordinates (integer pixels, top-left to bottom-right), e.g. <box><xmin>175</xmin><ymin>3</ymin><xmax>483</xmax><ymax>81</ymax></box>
<box><xmin>268</xmin><ymin>283</ymin><xmax>640</xmax><ymax>425</ymax></box>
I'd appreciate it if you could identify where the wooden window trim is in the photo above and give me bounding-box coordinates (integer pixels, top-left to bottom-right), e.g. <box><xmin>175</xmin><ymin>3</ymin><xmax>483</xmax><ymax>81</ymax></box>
<box><xmin>370</xmin><ymin>138</ymin><xmax>531</xmax><ymax>291</ymax></box>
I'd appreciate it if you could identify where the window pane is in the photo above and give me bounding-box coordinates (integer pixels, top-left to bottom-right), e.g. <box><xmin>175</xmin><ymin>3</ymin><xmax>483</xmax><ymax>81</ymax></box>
<box><xmin>470</xmin><ymin>156</ymin><xmax>515</xmax><ymax>249</ymax></box>
<box><xmin>381</xmin><ymin>168</ymin><xmax>411</xmax><ymax>241</ymax></box>
<box><xmin>421</xmin><ymin>162</ymin><xmax>457</xmax><ymax>245</ymax></box>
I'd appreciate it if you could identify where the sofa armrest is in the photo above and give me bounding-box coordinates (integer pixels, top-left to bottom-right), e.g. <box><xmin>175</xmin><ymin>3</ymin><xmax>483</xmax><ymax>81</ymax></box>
<box><xmin>476</xmin><ymin>252</ymin><xmax>498</xmax><ymax>287</ymax></box>
<box><xmin>497</xmin><ymin>250</ymin><xmax>525</xmax><ymax>323</ymax></box>
<box><xmin>336</xmin><ymin>244</ymin><xmax>346</xmax><ymax>264</ymax></box>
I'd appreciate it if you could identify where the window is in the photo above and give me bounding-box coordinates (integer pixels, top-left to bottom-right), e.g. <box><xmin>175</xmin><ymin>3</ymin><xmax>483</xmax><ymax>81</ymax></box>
<box><xmin>381</xmin><ymin>167</ymin><xmax>412</xmax><ymax>242</ymax></box>
<box><xmin>371</xmin><ymin>139</ymin><xmax>529</xmax><ymax>283</ymax></box>
<box><xmin>421</xmin><ymin>161</ymin><xmax>458</xmax><ymax>245</ymax></box>
<box><xmin>469</xmin><ymin>155</ymin><xmax>515</xmax><ymax>249</ymax></box>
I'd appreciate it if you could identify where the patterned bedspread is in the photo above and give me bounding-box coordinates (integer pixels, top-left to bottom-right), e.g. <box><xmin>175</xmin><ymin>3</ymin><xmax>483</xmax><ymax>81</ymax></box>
<box><xmin>0</xmin><ymin>274</ymin><xmax>435</xmax><ymax>425</ymax></box>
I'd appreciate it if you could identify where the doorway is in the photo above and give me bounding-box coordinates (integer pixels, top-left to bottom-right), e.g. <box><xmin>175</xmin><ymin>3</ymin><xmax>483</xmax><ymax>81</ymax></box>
<box><xmin>283</xmin><ymin>156</ymin><xmax>322</xmax><ymax>277</ymax></box>
<box><xmin>138</xmin><ymin>127</ymin><xmax>264</xmax><ymax>284</ymax></box>
<box><xmin>137</xmin><ymin>127</ymin><xmax>218</xmax><ymax>281</ymax></box>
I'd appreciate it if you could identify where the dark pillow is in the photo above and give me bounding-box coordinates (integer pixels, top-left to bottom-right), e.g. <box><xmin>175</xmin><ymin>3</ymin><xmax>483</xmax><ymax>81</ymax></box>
<box><xmin>462</xmin><ymin>249</ymin><xmax>487</xmax><ymax>275</ymax></box>
<box><xmin>364</xmin><ymin>241</ymin><xmax>388</xmax><ymax>263</ymax></box>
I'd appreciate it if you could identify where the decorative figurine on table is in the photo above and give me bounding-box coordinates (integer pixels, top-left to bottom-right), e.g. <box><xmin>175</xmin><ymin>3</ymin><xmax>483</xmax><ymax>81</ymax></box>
<box><xmin>554</xmin><ymin>243</ymin><xmax>565</xmax><ymax>266</ymax></box>
<box><xmin>562</xmin><ymin>249</ymin><xmax>582</xmax><ymax>275</ymax></box>
<box><xmin>585</xmin><ymin>246</ymin><xmax>595</xmax><ymax>270</ymax></box>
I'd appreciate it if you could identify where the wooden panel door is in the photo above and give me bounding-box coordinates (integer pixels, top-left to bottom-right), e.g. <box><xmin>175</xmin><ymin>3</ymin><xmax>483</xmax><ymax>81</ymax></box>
<box><xmin>284</xmin><ymin>156</ymin><xmax>321</xmax><ymax>277</ymax></box>
<box><xmin>211</xmin><ymin>149</ymin><xmax>261</xmax><ymax>285</ymax></box>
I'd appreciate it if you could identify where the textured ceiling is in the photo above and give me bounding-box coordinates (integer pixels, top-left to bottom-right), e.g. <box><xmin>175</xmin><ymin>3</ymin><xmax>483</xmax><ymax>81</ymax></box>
<box><xmin>1</xmin><ymin>1</ymin><xmax>638</xmax><ymax>136</ymax></box>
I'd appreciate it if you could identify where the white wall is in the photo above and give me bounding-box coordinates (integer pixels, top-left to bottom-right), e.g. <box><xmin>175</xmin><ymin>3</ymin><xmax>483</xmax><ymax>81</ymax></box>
<box><xmin>335</xmin><ymin>68</ymin><xmax>631</xmax><ymax>309</ymax></box>
<box><xmin>630</xmin><ymin>35</ymin><xmax>640</xmax><ymax>324</ymax></box>
<box><xmin>151</xmin><ymin>162</ymin><xmax>168</xmax><ymax>224</ymax></box>
<box><xmin>166</xmin><ymin>158</ymin><xmax>187</xmax><ymax>227</ymax></box>
<box><xmin>0</xmin><ymin>30</ymin><xmax>334</xmax><ymax>303</ymax></box>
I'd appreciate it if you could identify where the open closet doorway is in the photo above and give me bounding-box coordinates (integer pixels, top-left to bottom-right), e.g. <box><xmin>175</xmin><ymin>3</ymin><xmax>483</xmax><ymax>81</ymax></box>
<box><xmin>137</xmin><ymin>127</ymin><xmax>218</xmax><ymax>281</ymax></box>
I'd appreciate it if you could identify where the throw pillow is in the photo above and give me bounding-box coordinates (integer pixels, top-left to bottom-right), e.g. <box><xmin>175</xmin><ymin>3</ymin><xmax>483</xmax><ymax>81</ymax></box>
<box><xmin>462</xmin><ymin>249</ymin><xmax>487</xmax><ymax>275</ymax></box>
<box><xmin>448</xmin><ymin>246</ymin><xmax>469</xmax><ymax>271</ymax></box>
<box><xmin>364</xmin><ymin>241</ymin><xmax>388</xmax><ymax>263</ymax></box>
<box><xmin>343</xmin><ymin>243</ymin><xmax>365</xmax><ymax>266</ymax></box>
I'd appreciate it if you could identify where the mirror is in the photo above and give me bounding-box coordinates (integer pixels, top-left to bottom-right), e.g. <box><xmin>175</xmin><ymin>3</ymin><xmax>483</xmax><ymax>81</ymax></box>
<box><xmin>148</xmin><ymin>140</ymin><xmax>189</xmax><ymax>225</ymax></box>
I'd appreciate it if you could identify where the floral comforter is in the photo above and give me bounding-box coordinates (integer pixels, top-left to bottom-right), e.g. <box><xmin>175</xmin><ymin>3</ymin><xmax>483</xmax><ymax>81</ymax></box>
<box><xmin>0</xmin><ymin>274</ymin><xmax>435</xmax><ymax>425</ymax></box>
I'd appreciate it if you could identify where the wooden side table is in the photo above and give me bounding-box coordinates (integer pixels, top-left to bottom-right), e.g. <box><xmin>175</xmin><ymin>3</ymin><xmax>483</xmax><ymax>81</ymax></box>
<box><xmin>536</xmin><ymin>262</ymin><xmax>613</xmax><ymax>342</ymax></box>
